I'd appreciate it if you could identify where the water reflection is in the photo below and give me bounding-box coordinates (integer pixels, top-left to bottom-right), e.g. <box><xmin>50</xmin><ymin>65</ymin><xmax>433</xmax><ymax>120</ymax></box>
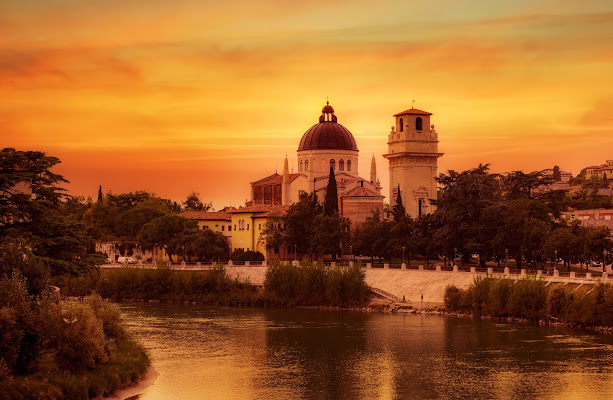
<box><xmin>119</xmin><ymin>304</ymin><xmax>613</xmax><ymax>400</ymax></box>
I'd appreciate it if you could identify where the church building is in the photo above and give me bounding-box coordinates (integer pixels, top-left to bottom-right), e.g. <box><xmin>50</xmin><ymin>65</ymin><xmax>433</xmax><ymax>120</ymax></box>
<box><xmin>247</xmin><ymin>102</ymin><xmax>384</xmax><ymax>228</ymax></box>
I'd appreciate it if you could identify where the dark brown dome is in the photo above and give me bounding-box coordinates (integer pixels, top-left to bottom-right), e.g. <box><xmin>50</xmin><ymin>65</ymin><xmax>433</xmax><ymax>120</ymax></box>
<box><xmin>298</xmin><ymin>103</ymin><xmax>358</xmax><ymax>151</ymax></box>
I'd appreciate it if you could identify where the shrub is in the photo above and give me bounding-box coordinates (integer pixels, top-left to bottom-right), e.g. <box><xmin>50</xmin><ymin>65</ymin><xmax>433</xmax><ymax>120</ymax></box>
<box><xmin>508</xmin><ymin>279</ymin><xmax>547</xmax><ymax>320</ymax></box>
<box><xmin>86</xmin><ymin>294</ymin><xmax>127</xmax><ymax>342</ymax></box>
<box><xmin>54</xmin><ymin>306</ymin><xmax>112</xmax><ymax>372</ymax></box>
<box><xmin>487</xmin><ymin>279</ymin><xmax>514</xmax><ymax>317</ymax></box>
<box><xmin>444</xmin><ymin>285</ymin><xmax>463</xmax><ymax>311</ymax></box>
<box><xmin>546</xmin><ymin>287</ymin><xmax>571</xmax><ymax>319</ymax></box>
<box><xmin>465</xmin><ymin>277</ymin><xmax>494</xmax><ymax>315</ymax></box>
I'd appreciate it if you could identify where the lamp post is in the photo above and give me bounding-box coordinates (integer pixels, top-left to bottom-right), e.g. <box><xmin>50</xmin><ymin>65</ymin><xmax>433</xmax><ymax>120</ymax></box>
<box><xmin>402</xmin><ymin>246</ymin><xmax>405</xmax><ymax>265</ymax></box>
<box><xmin>350</xmin><ymin>245</ymin><xmax>353</xmax><ymax>262</ymax></box>
<box><xmin>505</xmin><ymin>248</ymin><xmax>509</xmax><ymax>269</ymax></box>
<box><xmin>294</xmin><ymin>244</ymin><xmax>297</xmax><ymax>262</ymax></box>
<box><xmin>604</xmin><ymin>249</ymin><xmax>608</xmax><ymax>273</ymax></box>
<box><xmin>454</xmin><ymin>247</ymin><xmax>457</xmax><ymax>266</ymax></box>
<box><xmin>554</xmin><ymin>250</ymin><xmax>558</xmax><ymax>271</ymax></box>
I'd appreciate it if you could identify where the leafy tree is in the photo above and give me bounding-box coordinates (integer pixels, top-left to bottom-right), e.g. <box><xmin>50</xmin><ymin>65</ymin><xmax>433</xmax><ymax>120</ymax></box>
<box><xmin>502</xmin><ymin>170</ymin><xmax>554</xmax><ymax>200</ymax></box>
<box><xmin>311</xmin><ymin>214</ymin><xmax>349</xmax><ymax>260</ymax></box>
<box><xmin>169</xmin><ymin>228</ymin><xmax>229</xmax><ymax>262</ymax></box>
<box><xmin>283</xmin><ymin>192</ymin><xmax>322</xmax><ymax>257</ymax></box>
<box><xmin>542</xmin><ymin>226</ymin><xmax>578</xmax><ymax>270</ymax></box>
<box><xmin>350</xmin><ymin>210</ymin><xmax>391</xmax><ymax>262</ymax></box>
<box><xmin>0</xmin><ymin>148</ymin><xmax>104</xmax><ymax>275</ymax></box>
<box><xmin>183</xmin><ymin>192</ymin><xmax>212</xmax><ymax>212</ymax></box>
<box><xmin>433</xmin><ymin>164</ymin><xmax>500</xmax><ymax>264</ymax></box>
<box><xmin>323</xmin><ymin>167</ymin><xmax>338</xmax><ymax>216</ymax></box>
<box><xmin>260</xmin><ymin>218</ymin><xmax>285</xmax><ymax>256</ymax></box>
<box><xmin>137</xmin><ymin>215</ymin><xmax>197</xmax><ymax>262</ymax></box>
<box><xmin>392</xmin><ymin>184</ymin><xmax>406</xmax><ymax>222</ymax></box>
<box><xmin>231</xmin><ymin>249</ymin><xmax>265</xmax><ymax>262</ymax></box>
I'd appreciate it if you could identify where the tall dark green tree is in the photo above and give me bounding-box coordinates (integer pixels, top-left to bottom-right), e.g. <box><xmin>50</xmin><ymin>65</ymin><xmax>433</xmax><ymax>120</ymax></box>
<box><xmin>392</xmin><ymin>184</ymin><xmax>406</xmax><ymax>222</ymax></box>
<box><xmin>283</xmin><ymin>192</ymin><xmax>323</xmax><ymax>257</ymax></box>
<box><xmin>323</xmin><ymin>167</ymin><xmax>338</xmax><ymax>216</ymax></box>
<box><xmin>97</xmin><ymin>185</ymin><xmax>103</xmax><ymax>202</ymax></box>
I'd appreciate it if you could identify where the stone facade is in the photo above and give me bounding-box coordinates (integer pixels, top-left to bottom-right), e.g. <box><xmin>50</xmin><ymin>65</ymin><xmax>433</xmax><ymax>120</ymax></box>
<box><xmin>384</xmin><ymin>108</ymin><xmax>443</xmax><ymax>218</ymax></box>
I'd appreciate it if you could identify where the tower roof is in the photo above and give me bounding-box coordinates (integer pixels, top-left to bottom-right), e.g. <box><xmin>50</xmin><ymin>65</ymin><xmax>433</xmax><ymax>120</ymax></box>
<box><xmin>298</xmin><ymin>102</ymin><xmax>358</xmax><ymax>151</ymax></box>
<box><xmin>393</xmin><ymin>108</ymin><xmax>432</xmax><ymax>116</ymax></box>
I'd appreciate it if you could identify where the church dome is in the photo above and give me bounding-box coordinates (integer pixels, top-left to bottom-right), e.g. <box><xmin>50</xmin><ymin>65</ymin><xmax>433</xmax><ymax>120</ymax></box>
<box><xmin>298</xmin><ymin>102</ymin><xmax>358</xmax><ymax>151</ymax></box>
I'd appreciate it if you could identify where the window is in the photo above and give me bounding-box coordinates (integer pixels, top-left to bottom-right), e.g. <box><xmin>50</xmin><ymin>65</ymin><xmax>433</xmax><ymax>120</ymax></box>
<box><xmin>330</xmin><ymin>159</ymin><xmax>335</xmax><ymax>171</ymax></box>
<box><xmin>299</xmin><ymin>160</ymin><xmax>303</xmax><ymax>171</ymax></box>
<box><xmin>347</xmin><ymin>160</ymin><xmax>351</xmax><ymax>171</ymax></box>
<box><xmin>229</xmin><ymin>225</ymin><xmax>232</xmax><ymax>231</ymax></box>
<box><xmin>247</xmin><ymin>224</ymin><xmax>249</xmax><ymax>230</ymax></box>
<box><xmin>305</xmin><ymin>160</ymin><xmax>309</xmax><ymax>171</ymax></box>
<box><xmin>258</xmin><ymin>224</ymin><xmax>261</xmax><ymax>230</ymax></box>
<box><xmin>339</xmin><ymin>159</ymin><xmax>344</xmax><ymax>171</ymax></box>
<box><xmin>222</xmin><ymin>226</ymin><xmax>225</xmax><ymax>231</ymax></box>
<box><xmin>399</xmin><ymin>118</ymin><xmax>404</xmax><ymax>132</ymax></box>
<box><xmin>416</xmin><ymin>117</ymin><xmax>423</xmax><ymax>131</ymax></box>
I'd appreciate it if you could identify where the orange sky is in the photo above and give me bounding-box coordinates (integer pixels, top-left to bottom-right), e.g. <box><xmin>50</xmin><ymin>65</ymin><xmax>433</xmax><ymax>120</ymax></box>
<box><xmin>2</xmin><ymin>0</ymin><xmax>613</xmax><ymax>208</ymax></box>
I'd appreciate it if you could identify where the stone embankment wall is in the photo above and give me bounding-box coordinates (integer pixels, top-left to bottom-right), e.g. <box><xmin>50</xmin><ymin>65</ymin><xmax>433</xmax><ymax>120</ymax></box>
<box><xmin>101</xmin><ymin>263</ymin><xmax>608</xmax><ymax>305</ymax></box>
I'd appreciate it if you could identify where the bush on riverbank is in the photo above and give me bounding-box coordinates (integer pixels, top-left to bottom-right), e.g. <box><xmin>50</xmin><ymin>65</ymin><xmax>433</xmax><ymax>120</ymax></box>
<box><xmin>264</xmin><ymin>260</ymin><xmax>370</xmax><ymax>307</ymax></box>
<box><xmin>0</xmin><ymin>268</ymin><xmax>149</xmax><ymax>399</ymax></box>
<box><xmin>444</xmin><ymin>277</ymin><xmax>613</xmax><ymax>327</ymax></box>
<box><xmin>54</xmin><ymin>262</ymin><xmax>371</xmax><ymax>307</ymax></box>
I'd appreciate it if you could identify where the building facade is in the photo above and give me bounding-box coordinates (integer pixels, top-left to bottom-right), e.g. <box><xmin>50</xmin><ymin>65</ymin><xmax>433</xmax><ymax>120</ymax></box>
<box><xmin>384</xmin><ymin>108</ymin><xmax>443</xmax><ymax>218</ymax></box>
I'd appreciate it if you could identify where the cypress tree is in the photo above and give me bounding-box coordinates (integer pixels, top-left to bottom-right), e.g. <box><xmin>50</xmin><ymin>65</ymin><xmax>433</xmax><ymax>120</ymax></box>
<box><xmin>97</xmin><ymin>185</ymin><xmax>103</xmax><ymax>203</ymax></box>
<box><xmin>324</xmin><ymin>167</ymin><xmax>339</xmax><ymax>216</ymax></box>
<box><xmin>392</xmin><ymin>184</ymin><xmax>406</xmax><ymax>222</ymax></box>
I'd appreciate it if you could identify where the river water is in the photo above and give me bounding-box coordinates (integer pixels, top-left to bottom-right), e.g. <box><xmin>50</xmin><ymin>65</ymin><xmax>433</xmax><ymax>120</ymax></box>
<box><xmin>119</xmin><ymin>303</ymin><xmax>613</xmax><ymax>400</ymax></box>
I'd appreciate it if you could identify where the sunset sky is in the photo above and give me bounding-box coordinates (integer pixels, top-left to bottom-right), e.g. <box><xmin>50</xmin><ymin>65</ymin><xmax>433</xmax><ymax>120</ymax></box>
<box><xmin>2</xmin><ymin>0</ymin><xmax>613</xmax><ymax>208</ymax></box>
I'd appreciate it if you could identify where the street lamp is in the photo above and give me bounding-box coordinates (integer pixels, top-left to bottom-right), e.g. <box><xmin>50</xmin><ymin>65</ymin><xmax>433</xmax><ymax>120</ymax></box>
<box><xmin>454</xmin><ymin>247</ymin><xmax>457</xmax><ymax>266</ymax></box>
<box><xmin>402</xmin><ymin>246</ymin><xmax>405</xmax><ymax>265</ymax></box>
<box><xmin>554</xmin><ymin>250</ymin><xmax>558</xmax><ymax>270</ymax></box>
<box><xmin>350</xmin><ymin>245</ymin><xmax>353</xmax><ymax>262</ymax></box>
<box><xmin>604</xmin><ymin>249</ymin><xmax>608</xmax><ymax>273</ymax></box>
<box><xmin>294</xmin><ymin>244</ymin><xmax>297</xmax><ymax>262</ymax></box>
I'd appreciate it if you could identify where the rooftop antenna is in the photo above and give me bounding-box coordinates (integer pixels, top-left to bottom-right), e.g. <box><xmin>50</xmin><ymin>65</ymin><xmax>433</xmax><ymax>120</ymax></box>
<box><xmin>412</xmin><ymin>99</ymin><xmax>415</xmax><ymax>109</ymax></box>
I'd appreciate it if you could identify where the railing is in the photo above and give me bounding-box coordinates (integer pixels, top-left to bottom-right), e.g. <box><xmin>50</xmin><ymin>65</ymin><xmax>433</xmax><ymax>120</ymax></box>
<box><xmin>370</xmin><ymin>287</ymin><xmax>402</xmax><ymax>303</ymax></box>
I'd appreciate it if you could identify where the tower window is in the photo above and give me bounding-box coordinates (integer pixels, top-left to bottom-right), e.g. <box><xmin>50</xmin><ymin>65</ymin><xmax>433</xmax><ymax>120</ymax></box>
<box><xmin>305</xmin><ymin>160</ymin><xmax>309</xmax><ymax>171</ymax></box>
<box><xmin>416</xmin><ymin>117</ymin><xmax>423</xmax><ymax>131</ymax></box>
<box><xmin>330</xmin><ymin>159</ymin><xmax>336</xmax><ymax>171</ymax></box>
<box><xmin>339</xmin><ymin>159</ymin><xmax>344</xmax><ymax>171</ymax></box>
<box><xmin>299</xmin><ymin>160</ymin><xmax>303</xmax><ymax>171</ymax></box>
<box><xmin>347</xmin><ymin>160</ymin><xmax>351</xmax><ymax>171</ymax></box>
<box><xmin>399</xmin><ymin>118</ymin><xmax>404</xmax><ymax>132</ymax></box>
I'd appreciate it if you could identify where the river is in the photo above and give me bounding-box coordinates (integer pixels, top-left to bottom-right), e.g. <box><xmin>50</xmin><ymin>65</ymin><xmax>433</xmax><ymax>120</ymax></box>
<box><xmin>119</xmin><ymin>303</ymin><xmax>613</xmax><ymax>400</ymax></box>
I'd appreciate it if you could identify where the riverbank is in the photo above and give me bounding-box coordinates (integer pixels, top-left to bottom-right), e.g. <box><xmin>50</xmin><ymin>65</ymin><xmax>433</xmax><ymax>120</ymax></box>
<box><xmin>104</xmin><ymin>365</ymin><xmax>158</xmax><ymax>400</ymax></box>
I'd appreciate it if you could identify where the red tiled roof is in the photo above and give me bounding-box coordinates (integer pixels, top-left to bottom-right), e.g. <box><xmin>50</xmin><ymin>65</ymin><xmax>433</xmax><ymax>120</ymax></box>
<box><xmin>393</xmin><ymin>108</ymin><xmax>432</xmax><ymax>116</ymax></box>
<box><xmin>180</xmin><ymin>211</ymin><xmax>231</xmax><ymax>221</ymax></box>
<box><xmin>251</xmin><ymin>173</ymin><xmax>301</xmax><ymax>186</ymax></box>
<box><xmin>229</xmin><ymin>204</ymin><xmax>286</xmax><ymax>214</ymax></box>
<box><xmin>260</xmin><ymin>205</ymin><xmax>290</xmax><ymax>218</ymax></box>
<box><xmin>341</xmin><ymin>186</ymin><xmax>384</xmax><ymax>198</ymax></box>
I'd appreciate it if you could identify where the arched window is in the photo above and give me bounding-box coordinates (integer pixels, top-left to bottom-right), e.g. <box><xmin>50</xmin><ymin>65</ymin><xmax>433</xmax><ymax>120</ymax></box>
<box><xmin>299</xmin><ymin>160</ymin><xmax>303</xmax><ymax>172</ymax></box>
<box><xmin>330</xmin><ymin>159</ymin><xmax>336</xmax><ymax>171</ymax></box>
<box><xmin>399</xmin><ymin>118</ymin><xmax>404</xmax><ymax>132</ymax></box>
<box><xmin>305</xmin><ymin>160</ymin><xmax>309</xmax><ymax>171</ymax></box>
<box><xmin>416</xmin><ymin>117</ymin><xmax>423</xmax><ymax>131</ymax></box>
<box><xmin>347</xmin><ymin>160</ymin><xmax>352</xmax><ymax>171</ymax></box>
<box><xmin>339</xmin><ymin>159</ymin><xmax>344</xmax><ymax>171</ymax></box>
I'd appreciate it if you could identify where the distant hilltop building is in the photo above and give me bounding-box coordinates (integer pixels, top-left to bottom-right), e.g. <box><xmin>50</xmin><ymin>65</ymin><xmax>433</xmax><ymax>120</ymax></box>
<box><xmin>585</xmin><ymin>160</ymin><xmax>613</xmax><ymax>181</ymax></box>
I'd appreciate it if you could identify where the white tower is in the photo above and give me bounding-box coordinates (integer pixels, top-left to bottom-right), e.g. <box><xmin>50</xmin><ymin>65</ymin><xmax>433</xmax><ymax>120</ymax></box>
<box><xmin>383</xmin><ymin>107</ymin><xmax>443</xmax><ymax>218</ymax></box>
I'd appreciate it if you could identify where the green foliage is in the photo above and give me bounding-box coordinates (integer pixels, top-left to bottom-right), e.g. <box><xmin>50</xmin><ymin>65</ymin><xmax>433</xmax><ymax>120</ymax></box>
<box><xmin>54</xmin><ymin>305</ymin><xmax>112</xmax><ymax>372</ymax></box>
<box><xmin>231</xmin><ymin>249</ymin><xmax>264</xmax><ymax>262</ymax></box>
<box><xmin>323</xmin><ymin>167</ymin><xmax>339</xmax><ymax>216</ymax></box>
<box><xmin>183</xmin><ymin>192</ymin><xmax>212</xmax><ymax>212</ymax></box>
<box><xmin>282</xmin><ymin>192</ymin><xmax>323</xmax><ymax>257</ymax></box>
<box><xmin>311</xmin><ymin>214</ymin><xmax>350</xmax><ymax>260</ymax></box>
<box><xmin>86</xmin><ymin>294</ymin><xmax>127</xmax><ymax>342</ymax></box>
<box><xmin>443</xmin><ymin>285</ymin><xmax>463</xmax><ymax>311</ymax></box>
<box><xmin>170</xmin><ymin>228</ymin><xmax>229</xmax><ymax>262</ymax></box>
<box><xmin>392</xmin><ymin>184</ymin><xmax>406</xmax><ymax>222</ymax></box>
<box><xmin>137</xmin><ymin>214</ymin><xmax>197</xmax><ymax>262</ymax></box>
<box><xmin>264</xmin><ymin>260</ymin><xmax>369</xmax><ymax>307</ymax></box>
<box><xmin>0</xmin><ymin>238</ymin><xmax>50</xmax><ymax>296</ymax></box>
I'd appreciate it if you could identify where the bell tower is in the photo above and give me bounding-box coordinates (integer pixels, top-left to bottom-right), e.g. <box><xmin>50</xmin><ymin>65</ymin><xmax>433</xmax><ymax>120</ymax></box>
<box><xmin>383</xmin><ymin>107</ymin><xmax>443</xmax><ymax>218</ymax></box>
